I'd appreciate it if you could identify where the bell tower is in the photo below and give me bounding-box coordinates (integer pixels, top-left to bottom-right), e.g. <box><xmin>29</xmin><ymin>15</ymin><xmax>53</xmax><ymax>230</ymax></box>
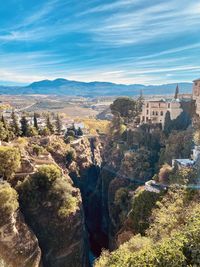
<box><xmin>174</xmin><ymin>84</ymin><xmax>179</xmax><ymax>99</ymax></box>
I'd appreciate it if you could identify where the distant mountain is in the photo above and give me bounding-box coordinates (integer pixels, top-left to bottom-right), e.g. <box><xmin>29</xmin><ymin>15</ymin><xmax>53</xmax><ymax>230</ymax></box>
<box><xmin>0</xmin><ymin>78</ymin><xmax>192</xmax><ymax>97</ymax></box>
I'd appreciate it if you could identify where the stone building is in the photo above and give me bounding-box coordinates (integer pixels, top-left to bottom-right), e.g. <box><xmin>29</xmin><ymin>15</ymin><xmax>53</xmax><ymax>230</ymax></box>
<box><xmin>192</xmin><ymin>78</ymin><xmax>200</xmax><ymax>116</ymax></box>
<box><xmin>140</xmin><ymin>97</ymin><xmax>182</xmax><ymax>126</ymax></box>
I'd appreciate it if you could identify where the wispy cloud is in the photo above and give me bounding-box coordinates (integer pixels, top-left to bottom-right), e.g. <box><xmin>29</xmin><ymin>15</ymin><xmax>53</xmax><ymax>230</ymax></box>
<box><xmin>0</xmin><ymin>0</ymin><xmax>199</xmax><ymax>85</ymax></box>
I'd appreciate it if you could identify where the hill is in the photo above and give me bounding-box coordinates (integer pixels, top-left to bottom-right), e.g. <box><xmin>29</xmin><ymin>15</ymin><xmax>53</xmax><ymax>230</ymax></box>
<box><xmin>0</xmin><ymin>78</ymin><xmax>192</xmax><ymax>96</ymax></box>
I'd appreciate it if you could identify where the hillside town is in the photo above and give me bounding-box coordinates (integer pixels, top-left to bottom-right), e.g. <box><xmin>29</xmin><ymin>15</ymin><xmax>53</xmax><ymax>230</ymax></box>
<box><xmin>0</xmin><ymin>78</ymin><xmax>198</xmax><ymax>132</ymax></box>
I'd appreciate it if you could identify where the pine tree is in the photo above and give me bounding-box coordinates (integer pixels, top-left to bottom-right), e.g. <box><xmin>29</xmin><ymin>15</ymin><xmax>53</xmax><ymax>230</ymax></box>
<box><xmin>1</xmin><ymin>115</ymin><xmax>7</xmax><ymax>130</ymax></box>
<box><xmin>20</xmin><ymin>116</ymin><xmax>29</xmax><ymax>136</ymax></box>
<box><xmin>0</xmin><ymin>122</ymin><xmax>7</xmax><ymax>141</ymax></box>
<box><xmin>164</xmin><ymin>111</ymin><xmax>172</xmax><ymax>136</ymax></box>
<box><xmin>11</xmin><ymin>110</ymin><xmax>21</xmax><ymax>136</ymax></box>
<box><xmin>55</xmin><ymin>114</ymin><xmax>62</xmax><ymax>135</ymax></box>
<box><xmin>46</xmin><ymin>114</ymin><xmax>54</xmax><ymax>134</ymax></box>
<box><xmin>33</xmin><ymin>113</ymin><xmax>39</xmax><ymax>130</ymax></box>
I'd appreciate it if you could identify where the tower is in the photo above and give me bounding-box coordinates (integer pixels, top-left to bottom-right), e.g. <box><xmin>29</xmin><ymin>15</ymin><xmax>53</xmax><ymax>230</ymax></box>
<box><xmin>174</xmin><ymin>84</ymin><xmax>179</xmax><ymax>99</ymax></box>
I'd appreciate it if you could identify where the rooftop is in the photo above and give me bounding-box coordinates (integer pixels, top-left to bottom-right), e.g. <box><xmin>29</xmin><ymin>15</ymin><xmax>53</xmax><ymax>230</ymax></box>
<box><xmin>174</xmin><ymin>159</ymin><xmax>194</xmax><ymax>166</ymax></box>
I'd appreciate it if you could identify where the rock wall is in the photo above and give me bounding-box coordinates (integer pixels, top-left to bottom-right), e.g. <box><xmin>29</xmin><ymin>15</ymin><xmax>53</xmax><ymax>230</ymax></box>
<box><xmin>0</xmin><ymin>210</ymin><xmax>42</xmax><ymax>267</ymax></box>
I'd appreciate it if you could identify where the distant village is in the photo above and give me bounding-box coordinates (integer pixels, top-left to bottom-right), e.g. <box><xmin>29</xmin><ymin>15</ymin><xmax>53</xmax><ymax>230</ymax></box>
<box><xmin>1</xmin><ymin>78</ymin><xmax>200</xmax><ymax>132</ymax></box>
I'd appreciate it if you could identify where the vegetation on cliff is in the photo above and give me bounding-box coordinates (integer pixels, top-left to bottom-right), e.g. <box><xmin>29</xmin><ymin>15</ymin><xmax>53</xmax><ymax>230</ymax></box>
<box><xmin>18</xmin><ymin>164</ymin><xmax>78</xmax><ymax>220</ymax></box>
<box><xmin>0</xmin><ymin>146</ymin><xmax>21</xmax><ymax>180</ymax></box>
<box><xmin>95</xmin><ymin>188</ymin><xmax>200</xmax><ymax>267</ymax></box>
<box><xmin>0</xmin><ymin>182</ymin><xmax>19</xmax><ymax>226</ymax></box>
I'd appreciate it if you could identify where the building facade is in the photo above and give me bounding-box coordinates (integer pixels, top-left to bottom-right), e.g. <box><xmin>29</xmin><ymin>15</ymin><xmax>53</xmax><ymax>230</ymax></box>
<box><xmin>192</xmin><ymin>78</ymin><xmax>200</xmax><ymax>116</ymax></box>
<box><xmin>140</xmin><ymin>98</ymin><xmax>182</xmax><ymax>126</ymax></box>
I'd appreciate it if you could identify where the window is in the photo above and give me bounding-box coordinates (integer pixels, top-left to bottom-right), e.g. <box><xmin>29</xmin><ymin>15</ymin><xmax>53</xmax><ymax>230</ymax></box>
<box><xmin>156</xmin><ymin>111</ymin><xmax>158</xmax><ymax>115</ymax></box>
<box><xmin>160</xmin><ymin>111</ymin><xmax>163</xmax><ymax>116</ymax></box>
<box><xmin>168</xmin><ymin>103</ymin><xmax>170</xmax><ymax>108</ymax></box>
<box><xmin>152</xmin><ymin>111</ymin><xmax>155</xmax><ymax>115</ymax></box>
<box><xmin>146</xmin><ymin>103</ymin><xmax>149</xmax><ymax>108</ymax></box>
<box><xmin>146</xmin><ymin>109</ymin><xmax>149</xmax><ymax>115</ymax></box>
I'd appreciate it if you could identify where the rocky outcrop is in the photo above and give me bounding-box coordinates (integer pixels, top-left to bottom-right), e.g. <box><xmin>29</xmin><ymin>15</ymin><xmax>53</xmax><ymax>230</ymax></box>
<box><xmin>0</xmin><ymin>210</ymin><xmax>42</xmax><ymax>267</ymax></box>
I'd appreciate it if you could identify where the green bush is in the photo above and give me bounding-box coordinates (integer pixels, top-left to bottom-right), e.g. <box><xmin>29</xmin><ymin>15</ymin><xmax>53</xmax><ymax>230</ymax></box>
<box><xmin>32</xmin><ymin>144</ymin><xmax>45</xmax><ymax>156</ymax></box>
<box><xmin>0</xmin><ymin>146</ymin><xmax>21</xmax><ymax>179</ymax></box>
<box><xmin>18</xmin><ymin>164</ymin><xmax>78</xmax><ymax>217</ymax></box>
<box><xmin>95</xmin><ymin>188</ymin><xmax>200</xmax><ymax>267</ymax></box>
<box><xmin>0</xmin><ymin>182</ymin><xmax>19</xmax><ymax>226</ymax></box>
<box><xmin>129</xmin><ymin>188</ymin><xmax>162</xmax><ymax>235</ymax></box>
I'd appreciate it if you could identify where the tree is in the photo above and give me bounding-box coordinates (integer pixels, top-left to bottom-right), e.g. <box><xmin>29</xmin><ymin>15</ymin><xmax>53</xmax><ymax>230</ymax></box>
<box><xmin>159</xmin><ymin>129</ymin><xmax>193</xmax><ymax>165</ymax></box>
<box><xmin>27</xmin><ymin>126</ymin><xmax>38</xmax><ymax>137</ymax></box>
<box><xmin>1</xmin><ymin>115</ymin><xmax>7</xmax><ymax>130</ymax></box>
<box><xmin>0</xmin><ymin>146</ymin><xmax>21</xmax><ymax>179</ymax></box>
<box><xmin>17</xmin><ymin>164</ymin><xmax>78</xmax><ymax>240</ymax></box>
<box><xmin>0</xmin><ymin>182</ymin><xmax>19</xmax><ymax>226</ymax></box>
<box><xmin>29</xmin><ymin>164</ymin><xmax>62</xmax><ymax>189</ymax></box>
<box><xmin>120</xmin><ymin>148</ymin><xmax>152</xmax><ymax>183</ymax></box>
<box><xmin>163</xmin><ymin>111</ymin><xmax>172</xmax><ymax>135</ymax></box>
<box><xmin>55</xmin><ymin>114</ymin><xmax>62</xmax><ymax>135</ymax></box>
<box><xmin>0</xmin><ymin>122</ymin><xmax>8</xmax><ymax>141</ymax></box>
<box><xmin>40</xmin><ymin>127</ymin><xmax>51</xmax><ymax>136</ymax></box>
<box><xmin>33</xmin><ymin>113</ymin><xmax>39</xmax><ymax>130</ymax></box>
<box><xmin>64</xmin><ymin>135</ymin><xmax>74</xmax><ymax>144</ymax></box>
<box><xmin>77</xmin><ymin>127</ymin><xmax>83</xmax><ymax>136</ymax></box>
<box><xmin>10</xmin><ymin>110</ymin><xmax>21</xmax><ymax>136</ymax></box>
<box><xmin>20</xmin><ymin>116</ymin><xmax>29</xmax><ymax>136</ymax></box>
<box><xmin>129</xmin><ymin>188</ymin><xmax>162</xmax><ymax>234</ymax></box>
<box><xmin>67</xmin><ymin>129</ymin><xmax>75</xmax><ymax>137</ymax></box>
<box><xmin>110</xmin><ymin>97</ymin><xmax>141</xmax><ymax>124</ymax></box>
<box><xmin>46</xmin><ymin>114</ymin><xmax>54</xmax><ymax>134</ymax></box>
<box><xmin>157</xmin><ymin>164</ymin><xmax>173</xmax><ymax>184</ymax></box>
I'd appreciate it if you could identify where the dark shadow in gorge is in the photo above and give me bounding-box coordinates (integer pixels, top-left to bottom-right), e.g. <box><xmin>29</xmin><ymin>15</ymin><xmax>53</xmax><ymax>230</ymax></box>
<box><xmin>69</xmin><ymin>164</ymin><xmax>109</xmax><ymax>260</ymax></box>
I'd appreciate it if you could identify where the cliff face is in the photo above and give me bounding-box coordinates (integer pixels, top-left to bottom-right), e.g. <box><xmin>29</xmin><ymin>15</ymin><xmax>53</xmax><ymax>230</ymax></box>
<box><xmin>0</xmin><ymin>137</ymin><xmax>89</xmax><ymax>267</ymax></box>
<box><xmin>61</xmin><ymin>136</ymin><xmax>108</xmax><ymax>256</ymax></box>
<box><xmin>0</xmin><ymin>210</ymin><xmax>42</xmax><ymax>267</ymax></box>
<box><xmin>16</xmin><ymin>156</ymin><xmax>89</xmax><ymax>267</ymax></box>
<box><xmin>22</xmin><ymin>195</ymin><xmax>88</xmax><ymax>267</ymax></box>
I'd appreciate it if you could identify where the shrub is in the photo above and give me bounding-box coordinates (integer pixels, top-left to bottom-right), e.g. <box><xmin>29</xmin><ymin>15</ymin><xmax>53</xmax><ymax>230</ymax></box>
<box><xmin>129</xmin><ymin>188</ymin><xmax>162</xmax><ymax>235</ymax></box>
<box><xmin>32</xmin><ymin>144</ymin><xmax>45</xmax><ymax>156</ymax></box>
<box><xmin>0</xmin><ymin>182</ymin><xmax>19</xmax><ymax>226</ymax></box>
<box><xmin>64</xmin><ymin>135</ymin><xmax>74</xmax><ymax>144</ymax></box>
<box><xmin>0</xmin><ymin>146</ymin><xmax>21</xmax><ymax>179</ymax></box>
<box><xmin>18</xmin><ymin>164</ymin><xmax>78</xmax><ymax>217</ymax></box>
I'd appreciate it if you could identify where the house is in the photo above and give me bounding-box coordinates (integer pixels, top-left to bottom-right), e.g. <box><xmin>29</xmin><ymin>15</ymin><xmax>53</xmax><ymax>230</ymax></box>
<box><xmin>192</xmin><ymin>78</ymin><xmax>200</xmax><ymax>116</ymax></box>
<box><xmin>140</xmin><ymin>98</ymin><xmax>182</xmax><ymax>126</ymax></box>
<box><xmin>172</xmin><ymin>145</ymin><xmax>200</xmax><ymax>169</ymax></box>
<box><xmin>172</xmin><ymin>158</ymin><xmax>194</xmax><ymax>169</ymax></box>
<box><xmin>139</xmin><ymin>85</ymin><xmax>184</xmax><ymax>126</ymax></box>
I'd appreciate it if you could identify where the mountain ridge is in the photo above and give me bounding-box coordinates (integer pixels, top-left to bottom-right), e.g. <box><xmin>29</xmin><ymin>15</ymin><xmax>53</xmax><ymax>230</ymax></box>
<box><xmin>0</xmin><ymin>78</ymin><xmax>192</xmax><ymax>96</ymax></box>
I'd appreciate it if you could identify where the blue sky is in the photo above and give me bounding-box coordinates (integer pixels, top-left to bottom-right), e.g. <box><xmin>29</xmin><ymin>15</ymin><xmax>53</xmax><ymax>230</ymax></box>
<box><xmin>0</xmin><ymin>0</ymin><xmax>200</xmax><ymax>85</ymax></box>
